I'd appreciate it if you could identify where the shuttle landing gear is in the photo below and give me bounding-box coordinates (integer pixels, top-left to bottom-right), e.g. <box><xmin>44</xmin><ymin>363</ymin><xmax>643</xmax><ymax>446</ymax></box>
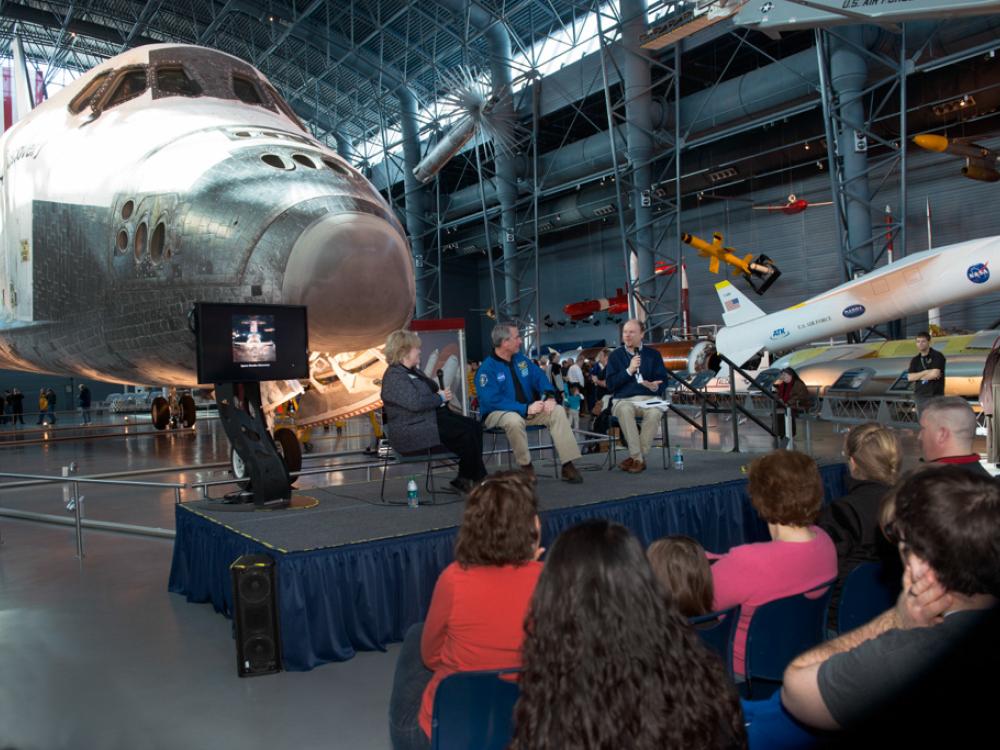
<box><xmin>150</xmin><ymin>391</ymin><xmax>198</xmax><ymax>430</ymax></box>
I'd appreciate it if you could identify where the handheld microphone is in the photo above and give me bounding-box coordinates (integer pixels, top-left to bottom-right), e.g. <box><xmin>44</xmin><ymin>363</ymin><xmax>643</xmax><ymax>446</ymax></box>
<box><xmin>437</xmin><ymin>369</ymin><xmax>445</xmax><ymax>390</ymax></box>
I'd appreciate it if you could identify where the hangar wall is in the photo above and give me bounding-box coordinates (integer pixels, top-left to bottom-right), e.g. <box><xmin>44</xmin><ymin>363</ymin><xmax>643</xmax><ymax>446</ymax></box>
<box><xmin>472</xmin><ymin>140</ymin><xmax>1000</xmax><ymax>357</ymax></box>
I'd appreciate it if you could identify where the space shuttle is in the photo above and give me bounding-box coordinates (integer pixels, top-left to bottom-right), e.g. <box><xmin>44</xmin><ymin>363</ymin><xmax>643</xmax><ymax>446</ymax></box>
<box><xmin>714</xmin><ymin>234</ymin><xmax>1000</xmax><ymax>368</ymax></box>
<box><xmin>0</xmin><ymin>44</ymin><xmax>414</xmax><ymax>419</ymax></box>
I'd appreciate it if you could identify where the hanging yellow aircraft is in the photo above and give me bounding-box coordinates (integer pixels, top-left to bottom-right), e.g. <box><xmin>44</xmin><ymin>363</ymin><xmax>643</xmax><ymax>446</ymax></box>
<box><xmin>913</xmin><ymin>133</ymin><xmax>1000</xmax><ymax>182</ymax></box>
<box><xmin>681</xmin><ymin>231</ymin><xmax>782</xmax><ymax>295</ymax></box>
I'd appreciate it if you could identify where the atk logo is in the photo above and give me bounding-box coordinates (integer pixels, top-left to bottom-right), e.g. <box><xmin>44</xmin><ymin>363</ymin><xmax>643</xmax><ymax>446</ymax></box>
<box><xmin>967</xmin><ymin>262</ymin><xmax>990</xmax><ymax>284</ymax></box>
<box><xmin>842</xmin><ymin>304</ymin><xmax>866</xmax><ymax>319</ymax></box>
<box><xmin>769</xmin><ymin>327</ymin><xmax>790</xmax><ymax>340</ymax></box>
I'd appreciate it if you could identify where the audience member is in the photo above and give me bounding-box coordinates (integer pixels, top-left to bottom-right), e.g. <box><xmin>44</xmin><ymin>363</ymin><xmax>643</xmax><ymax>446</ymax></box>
<box><xmin>917</xmin><ymin>395</ymin><xmax>990</xmax><ymax>477</ymax></box>
<box><xmin>381</xmin><ymin>330</ymin><xmax>486</xmax><ymax>493</ymax></box>
<box><xmin>565</xmin><ymin>357</ymin><xmax>585</xmax><ymax>389</ymax></box>
<box><xmin>818</xmin><ymin>422</ymin><xmax>902</xmax><ymax>626</ymax></box>
<box><xmin>647</xmin><ymin>535</ymin><xmax>714</xmax><ymax>618</ymax></box>
<box><xmin>781</xmin><ymin>466</ymin><xmax>1000</xmax><ymax>741</ymax></box>
<box><xmin>605</xmin><ymin>319</ymin><xmax>668</xmax><ymax>473</ymax></box>
<box><xmin>477</xmin><ymin>324</ymin><xmax>582</xmax><ymax>483</ymax></box>
<box><xmin>37</xmin><ymin>388</ymin><xmax>48</xmax><ymax>425</ymax></box>
<box><xmin>562</xmin><ymin>382</ymin><xmax>582</xmax><ymax>432</ymax></box>
<box><xmin>709</xmin><ymin>450</ymin><xmax>837</xmax><ymax>677</ymax></box>
<box><xmin>774</xmin><ymin>366</ymin><xmax>810</xmax><ymax>439</ymax></box>
<box><xmin>388</xmin><ymin>472</ymin><xmax>543</xmax><ymax>750</ymax></box>
<box><xmin>511</xmin><ymin>520</ymin><xmax>746</xmax><ymax>750</ymax></box>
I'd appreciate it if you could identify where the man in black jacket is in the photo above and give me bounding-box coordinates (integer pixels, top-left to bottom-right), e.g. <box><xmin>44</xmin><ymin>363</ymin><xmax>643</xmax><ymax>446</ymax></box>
<box><xmin>907</xmin><ymin>331</ymin><xmax>945</xmax><ymax>416</ymax></box>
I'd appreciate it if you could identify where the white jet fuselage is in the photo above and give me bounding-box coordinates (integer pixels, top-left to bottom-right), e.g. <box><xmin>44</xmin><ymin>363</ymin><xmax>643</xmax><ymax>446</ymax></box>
<box><xmin>0</xmin><ymin>44</ymin><xmax>414</xmax><ymax>385</ymax></box>
<box><xmin>715</xmin><ymin>234</ymin><xmax>1000</xmax><ymax>366</ymax></box>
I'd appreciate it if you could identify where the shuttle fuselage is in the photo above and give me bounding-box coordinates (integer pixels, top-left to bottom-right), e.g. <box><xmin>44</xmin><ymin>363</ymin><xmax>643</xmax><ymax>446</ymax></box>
<box><xmin>0</xmin><ymin>44</ymin><xmax>414</xmax><ymax>386</ymax></box>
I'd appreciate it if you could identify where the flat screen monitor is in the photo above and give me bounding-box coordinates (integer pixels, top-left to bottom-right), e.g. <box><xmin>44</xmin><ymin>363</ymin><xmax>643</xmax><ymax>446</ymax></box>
<box><xmin>194</xmin><ymin>302</ymin><xmax>309</xmax><ymax>384</ymax></box>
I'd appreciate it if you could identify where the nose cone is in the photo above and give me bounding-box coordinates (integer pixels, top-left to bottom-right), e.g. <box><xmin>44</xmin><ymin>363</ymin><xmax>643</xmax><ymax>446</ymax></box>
<box><xmin>282</xmin><ymin>211</ymin><xmax>415</xmax><ymax>352</ymax></box>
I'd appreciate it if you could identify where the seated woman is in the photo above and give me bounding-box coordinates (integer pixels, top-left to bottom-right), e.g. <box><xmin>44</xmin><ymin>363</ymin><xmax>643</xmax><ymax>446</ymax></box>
<box><xmin>709</xmin><ymin>450</ymin><xmax>837</xmax><ymax>678</ymax></box>
<box><xmin>388</xmin><ymin>472</ymin><xmax>543</xmax><ymax>750</ymax></box>
<box><xmin>774</xmin><ymin>366</ymin><xmax>810</xmax><ymax>438</ymax></box>
<box><xmin>380</xmin><ymin>329</ymin><xmax>486</xmax><ymax>492</ymax></box>
<box><xmin>818</xmin><ymin>422</ymin><xmax>902</xmax><ymax>625</ymax></box>
<box><xmin>511</xmin><ymin>520</ymin><xmax>746</xmax><ymax>750</ymax></box>
<box><xmin>647</xmin><ymin>535</ymin><xmax>714</xmax><ymax>618</ymax></box>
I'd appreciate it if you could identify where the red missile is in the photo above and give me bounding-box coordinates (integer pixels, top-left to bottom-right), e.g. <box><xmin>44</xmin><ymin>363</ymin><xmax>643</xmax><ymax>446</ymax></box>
<box><xmin>563</xmin><ymin>288</ymin><xmax>629</xmax><ymax>321</ymax></box>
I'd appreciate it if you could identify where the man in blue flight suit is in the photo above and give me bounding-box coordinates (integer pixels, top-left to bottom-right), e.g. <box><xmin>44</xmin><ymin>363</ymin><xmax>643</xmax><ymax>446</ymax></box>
<box><xmin>605</xmin><ymin>318</ymin><xmax>669</xmax><ymax>473</ymax></box>
<box><xmin>477</xmin><ymin>323</ymin><xmax>583</xmax><ymax>483</ymax></box>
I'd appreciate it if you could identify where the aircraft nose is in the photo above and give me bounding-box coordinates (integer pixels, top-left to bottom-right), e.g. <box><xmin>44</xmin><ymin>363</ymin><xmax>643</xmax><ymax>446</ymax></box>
<box><xmin>282</xmin><ymin>211</ymin><xmax>415</xmax><ymax>352</ymax></box>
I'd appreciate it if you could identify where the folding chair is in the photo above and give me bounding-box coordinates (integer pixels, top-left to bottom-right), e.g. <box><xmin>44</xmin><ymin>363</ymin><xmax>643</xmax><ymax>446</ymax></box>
<box><xmin>430</xmin><ymin>669</ymin><xmax>520</xmax><ymax>750</ymax></box>
<box><xmin>690</xmin><ymin>604</ymin><xmax>741</xmax><ymax>677</ymax></box>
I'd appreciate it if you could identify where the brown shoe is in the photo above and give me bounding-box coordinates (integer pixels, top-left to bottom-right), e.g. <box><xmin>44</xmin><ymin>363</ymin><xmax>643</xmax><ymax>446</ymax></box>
<box><xmin>561</xmin><ymin>461</ymin><xmax>583</xmax><ymax>484</ymax></box>
<box><xmin>519</xmin><ymin>463</ymin><xmax>537</xmax><ymax>484</ymax></box>
<box><xmin>624</xmin><ymin>458</ymin><xmax>646</xmax><ymax>474</ymax></box>
<box><xmin>618</xmin><ymin>457</ymin><xmax>635</xmax><ymax>471</ymax></box>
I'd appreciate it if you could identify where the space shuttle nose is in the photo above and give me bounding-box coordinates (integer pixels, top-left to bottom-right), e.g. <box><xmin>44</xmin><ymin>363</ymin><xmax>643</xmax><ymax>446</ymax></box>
<box><xmin>282</xmin><ymin>211</ymin><xmax>415</xmax><ymax>352</ymax></box>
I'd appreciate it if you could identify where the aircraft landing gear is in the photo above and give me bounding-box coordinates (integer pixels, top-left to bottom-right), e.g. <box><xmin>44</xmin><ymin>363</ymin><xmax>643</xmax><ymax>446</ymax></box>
<box><xmin>150</xmin><ymin>390</ymin><xmax>198</xmax><ymax>430</ymax></box>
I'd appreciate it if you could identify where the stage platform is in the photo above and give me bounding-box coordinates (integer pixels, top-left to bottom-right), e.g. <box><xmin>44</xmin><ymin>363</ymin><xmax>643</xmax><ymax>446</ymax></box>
<box><xmin>168</xmin><ymin>450</ymin><xmax>847</xmax><ymax>670</ymax></box>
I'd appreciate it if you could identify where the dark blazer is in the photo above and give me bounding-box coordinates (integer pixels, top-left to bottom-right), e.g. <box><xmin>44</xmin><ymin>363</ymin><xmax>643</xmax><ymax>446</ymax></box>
<box><xmin>818</xmin><ymin>478</ymin><xmax>898</xmax><ymax>626</ymax></box>
<box><xmin>380</xmin><ymin>363</ymin><xmax>443</xmax><ymax>453</ymax></box>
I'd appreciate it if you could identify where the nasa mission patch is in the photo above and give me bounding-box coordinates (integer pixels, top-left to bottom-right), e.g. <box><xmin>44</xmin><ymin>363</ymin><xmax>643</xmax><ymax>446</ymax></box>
<box><xmin>479</xmin><ymin>373</ymin><xmax>488</xmax><ymax>388</ymax></box>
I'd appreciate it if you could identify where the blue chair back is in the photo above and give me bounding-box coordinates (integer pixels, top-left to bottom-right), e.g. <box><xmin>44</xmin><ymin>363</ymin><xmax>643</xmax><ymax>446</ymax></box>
<box><xmin>430</xmin><ymin>669</ymin><xmax>520</xmax><ymax>750</ymax></box>
<box><xmin>744</xmin><ymin>578</ymin><xmax>835</xmax><ymax>697</ymax></box>
<box><xmin>837</xmin><ymin>562</ymin><xmax>898</xmax><ymax>634</ymax></box>
<box><xmin>690</xmin><ymin>605</ymin><xmax>741</xmax><ymax>677</ymax></box>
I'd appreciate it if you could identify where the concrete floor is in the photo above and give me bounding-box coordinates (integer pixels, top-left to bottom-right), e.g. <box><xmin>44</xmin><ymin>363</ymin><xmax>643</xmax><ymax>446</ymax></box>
<box><xmin>0</xmin><ymin>408</ymin><xmax>968</xmax><ymax>750</ymax></box>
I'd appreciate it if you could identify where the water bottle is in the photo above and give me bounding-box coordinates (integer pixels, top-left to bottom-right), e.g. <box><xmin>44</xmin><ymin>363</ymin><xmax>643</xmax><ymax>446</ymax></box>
<box><xmin>407</xmin><ymin>477</ymin><xmax>419</xmax><ymax>508</ymax></box>
<box><xmin>672</xmin><ymin>446</ymin><xmax>684</xmax><ymax>471</ymax></box>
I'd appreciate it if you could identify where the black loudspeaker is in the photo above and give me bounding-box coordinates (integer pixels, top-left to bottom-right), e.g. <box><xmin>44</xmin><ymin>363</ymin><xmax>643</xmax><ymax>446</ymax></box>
<box><xmin>231</xmin><ymin>553</ymin><xmax>282</xmax><ymax>677</ymax></box>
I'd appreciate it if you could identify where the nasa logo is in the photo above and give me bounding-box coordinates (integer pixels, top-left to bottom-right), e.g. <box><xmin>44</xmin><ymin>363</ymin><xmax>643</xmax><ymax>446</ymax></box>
<box><xmin>967</xmin><ymin>262</ymin><xmax>990</xmax><ymax>284</ymax></box>
<box><xmin>479</xmin><ymin>373</ymin><xmax>488</xmax><ymax>388</ymax></box>
<box><xmin>497</xmin><ymin>372</ymin><xmax>506</xmax><ymax>383</ymax></box>
<box><xmin>770</xmin><ymin>327</ymin><xmax>790</xmax><ymax>340</ymax></box>
<box><xmin>842</xmin><ymin>304</ymin><xmax>866</xmax><ymax>319</ymax></box>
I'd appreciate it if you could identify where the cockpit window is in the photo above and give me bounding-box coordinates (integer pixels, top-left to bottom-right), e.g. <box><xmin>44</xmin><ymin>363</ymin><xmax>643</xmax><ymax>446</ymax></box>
<box><xmin>156</xmin><ymin>67</ymin><xmax>202</xmax><ymax>97</ymax></box>
<box><xmin>68</xmin><ymin>70</ymin><xmax>112</xmax><ymax>114</ymax></box>
<box><xmin>232</xmin><ymin>75</ymin><xmax>263</xmax><ymax>105</ymax></box>
<box><xmin>262</xmin><ymin>82</ymin><xmax>307</xmax><ymax>131</ymax></box>
<box><xmin>104</xmin><ymin>69</ymin><xmax>149</xmax><ymax>109</ymax></box>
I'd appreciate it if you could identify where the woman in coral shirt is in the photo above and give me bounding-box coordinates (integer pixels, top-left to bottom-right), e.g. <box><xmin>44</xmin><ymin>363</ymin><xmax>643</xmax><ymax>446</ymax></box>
<box><xmin>388</xmin><ymin>471</ymin><xmax>543</xmax><ymax>750</ymax></box>
<box><xmin>710</xmin><ymin>450</ymin><xmax>837</xmax><ymax>678</ymax></box>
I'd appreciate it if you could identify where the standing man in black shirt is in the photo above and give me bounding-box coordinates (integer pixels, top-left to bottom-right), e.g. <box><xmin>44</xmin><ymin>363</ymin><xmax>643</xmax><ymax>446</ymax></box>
<box><xmin>907</xmin><ymin>331</ymin><xmax>946</xmax><ymax>416</ymax></box>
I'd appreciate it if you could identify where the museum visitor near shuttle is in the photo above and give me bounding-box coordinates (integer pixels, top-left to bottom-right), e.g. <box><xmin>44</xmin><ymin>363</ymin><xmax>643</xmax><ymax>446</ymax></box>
<box><xmin>476</xmin><ymin>324</ymin><xmax>583</xmax><ymax>484</ymax></box>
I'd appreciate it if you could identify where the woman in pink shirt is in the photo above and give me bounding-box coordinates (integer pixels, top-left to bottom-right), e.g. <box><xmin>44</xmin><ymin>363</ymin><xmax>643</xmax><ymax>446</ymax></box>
<box><xmin>710</xmin><ymin>450</ymin><xmax>837</xmax><ymax>677</ymax></box>
<box><xmin>388</xmin><ymin>471</ymin><xmax>543</xmax><ymax>750</ymax></box>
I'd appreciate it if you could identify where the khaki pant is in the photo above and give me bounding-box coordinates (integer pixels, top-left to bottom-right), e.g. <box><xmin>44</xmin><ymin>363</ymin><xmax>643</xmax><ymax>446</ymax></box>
<box><xmin>484</xmin><ymin>407</ymin><xmax>582</xmax><ymax>467</ymax></box>
<box><xmin>612</xmin><ymin>396</ymin><xmax>663</xmax><ymax>462</ymax></box>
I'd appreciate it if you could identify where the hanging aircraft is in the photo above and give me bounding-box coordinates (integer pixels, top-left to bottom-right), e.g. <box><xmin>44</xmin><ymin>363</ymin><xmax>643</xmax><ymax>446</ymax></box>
<box><xmin>912</xmin><ymin>133</ymin><xmax>1000</xmax><ymax>182</ymax></box>
<box><xmin>0</xmin><ymin>44</ymin><xmax>415</xmax><ymax>429</ymax></box>
<box><xmin>681</xmin><ymin>231</ymin><xmax>782</xmax><ymax>295</ymax></box>
<box><xmin>752</xmin><ymin>194</ymin><xmax>833</xmax><ymax>215</ymax></box>
<box><xmin>712</xmin><ymin>233</ymin><xmax>1000</xmax><ymax>371</ymax></box>
<box><xmin>563</xmin><ymin>289</ymin><xmax>630</xmax><ymax>321</ymax></box>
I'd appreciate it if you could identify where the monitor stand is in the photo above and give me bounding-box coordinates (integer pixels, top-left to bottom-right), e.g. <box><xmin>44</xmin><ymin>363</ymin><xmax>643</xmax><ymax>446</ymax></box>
<box><xmin>215</xmin><ymin>382</ymin><xmax>291</xmax><ymax>509</ymax></box>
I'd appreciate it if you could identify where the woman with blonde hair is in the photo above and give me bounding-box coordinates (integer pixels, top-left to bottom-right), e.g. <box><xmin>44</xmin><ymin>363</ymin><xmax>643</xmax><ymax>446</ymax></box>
<box><xmin>380</xmin><ymin>329</ymin><xmax>486</xmax><ymax>492</ymax></box>
<box><xmin>818</xmin><ymin>422</ymin><xmax>903</xmax><ymax>623</ymax></box>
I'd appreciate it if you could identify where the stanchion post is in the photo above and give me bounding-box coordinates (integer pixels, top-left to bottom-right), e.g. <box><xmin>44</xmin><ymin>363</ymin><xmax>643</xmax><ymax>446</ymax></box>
<box><xmin>785</xmin><ymin>409</ymin><xmax>794</xmax><ymax>450</ymax></box>
<box><xmin>729</xmin><ymin>372</ymin><xmax>740</xmax><ymax>453</ymax></box>
<box><xmin>72</xmin><ymin>480</ymin><xmax>84</xmax><ymax>558</ymax></box>
<box><xmin>174</xmin><ymin>486</ymin><xmax>182</xmax><ymax>505</ymax></box>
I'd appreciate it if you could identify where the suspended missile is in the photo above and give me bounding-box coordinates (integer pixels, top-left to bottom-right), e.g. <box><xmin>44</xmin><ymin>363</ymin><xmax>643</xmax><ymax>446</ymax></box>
<box><xmin>412</xmin><ymin>115</ymin><xmax>479</xmax><ymax>184</ymax></box>
<box><xmin>913</xmin><ymin>134</ymin><xmax>1000</xmax><ymax>183</ymax></box>
<box><xmin>713</xmin><ymin>234</ymin><xmax>1000</xmax><ymax>370</ymax></box>
<box><xmin>562</xmin><ymin>288</ymin><xmax>629</xmax><ymax>321</ymax></box>
<box><xmin>682</xmin><ymin>231</ymin><xmax>781</xmax><ymax>295</ymax></box>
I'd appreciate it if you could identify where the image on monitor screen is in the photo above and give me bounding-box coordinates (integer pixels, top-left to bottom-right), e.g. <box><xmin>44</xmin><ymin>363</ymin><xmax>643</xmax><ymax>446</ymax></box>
<box><xmin>232</xmin><ymin>314</ymin><xmax>277</xmax><ymax>364</ymax></box>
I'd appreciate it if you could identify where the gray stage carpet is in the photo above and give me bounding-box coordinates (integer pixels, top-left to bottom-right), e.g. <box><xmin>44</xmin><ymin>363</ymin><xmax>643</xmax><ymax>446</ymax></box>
<box><xmin>181</xmin><ymin>449</ymin><xmax>777</xmax><ymax>552</ymax></box>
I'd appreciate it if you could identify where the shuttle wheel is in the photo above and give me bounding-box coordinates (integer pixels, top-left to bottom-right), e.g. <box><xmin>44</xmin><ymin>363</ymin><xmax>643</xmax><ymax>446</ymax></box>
<box><xmin>231</xmin><ymin>448</ymin><xmax>251</xmax><ymax>489</ymax></box>
<box><xmin>151</xmin><ymin>397</ymin><xmax>170</xmax><ymax>430</ymax></box>
<box><xmin>180</xmin><ymin>395</ymin><xmax>197</xmax><ymax>428</ymax></box>
<box><xmin>274</xmin><ymin>428</ymin><xmax>302</xmax><ymax>486</ymax></box>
